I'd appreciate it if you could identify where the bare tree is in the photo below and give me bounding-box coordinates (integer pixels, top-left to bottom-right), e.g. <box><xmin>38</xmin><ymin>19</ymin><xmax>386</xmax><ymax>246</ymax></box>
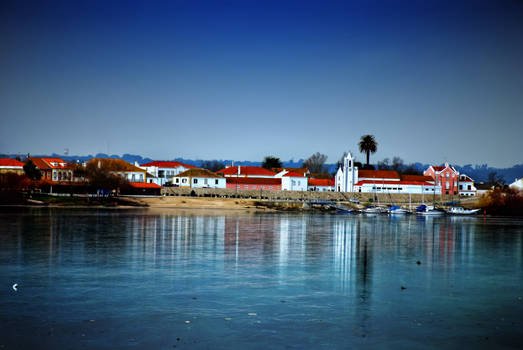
<box><xmin>201</xmin><ymin>160</ymin><xmax>225</xmax><ymax>172</ymax></box>
<box><xmin>303</xmin><ymin>152</ymin><xmax>328</xmax><ymax>173</ymax></box>
<box><xmin>391</xmin><ymin>157</ymin><xmax>404</xmax><ymax>172</ymax></box>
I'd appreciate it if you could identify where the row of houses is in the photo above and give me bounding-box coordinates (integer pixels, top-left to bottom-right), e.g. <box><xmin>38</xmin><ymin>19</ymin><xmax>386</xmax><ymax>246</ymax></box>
<box><xmin>336</xmin><ymin>152</ymin><xmax>477</xmax><ymax>196</ymax></box>
<box><xmin>1</xmin><ymin>153</ymin><xmax>495</xmax><ymax>196</ymax></box>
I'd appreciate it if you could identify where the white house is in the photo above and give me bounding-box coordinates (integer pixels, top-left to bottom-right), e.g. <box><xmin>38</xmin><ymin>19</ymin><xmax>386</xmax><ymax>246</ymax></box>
<box><xmin>457</xmin><ymin>174</ymin><xmax>477</xmax><ymax>196</ymax></box>
<box><xmin>139</xmin><ymin>161</ymin><xmax>196</xmax><ymax>186</ymax></box>
<box><xmin>308</xmin><ymin>178</ymin><xmax>335</xmax><ymax>192</ymax></box>
<box><xmin>276</xmin><ymin>171</ymin><xmax>308</xmax><ymax>191</ymax></box>
<box><xmin>335</xmin><ymin>152</ymin><xmax>440</xmax><ymax>194</ymax></box>
<box><xmin>510</xmin><ymin>178</ymin><xmax>523</xmax><ymax>192</ymax></box>
<box><xmin>173</xmin><ymin>168</ymin><xmax>226</xmax><ymax>189</ymax></box>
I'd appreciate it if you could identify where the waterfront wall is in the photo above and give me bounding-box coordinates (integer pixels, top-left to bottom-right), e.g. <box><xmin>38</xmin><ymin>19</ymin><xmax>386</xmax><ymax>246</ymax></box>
<box><xmin>162</xmin><ymin>187</ymin><xmax>468</xmax><ymax>206</ymax></box>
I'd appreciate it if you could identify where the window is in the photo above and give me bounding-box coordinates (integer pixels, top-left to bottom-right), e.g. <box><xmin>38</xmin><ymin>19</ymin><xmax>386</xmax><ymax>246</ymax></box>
<box><xmin>446</xmin><ymin>173</ymin><xmax>449</xmax><ymax>178</ymax></box>
<box><xmin>446</xmin><ymin>181</ymin><xmax>450</xmax><ymax>189</ymax></box>
<box><xmin>459</xmin><ymin>185</ymin><xmax>463</xmax><ymax>190</ymax></box>
<box><xmin>193</xmin><ymin>179</ymin><xmax>198</xmax><ymax>184</ymax></box>
<box><xmin>175</xmin><ymin>178</ymin><xmax>179</xmax><ymax>183</ymax></box>
<box><xmin>182</xmin><ymin>178</ymin><xmax>187</xmax><ymax>183</ymax></box>
<box><xmin>215</xmin><ymin>180</ymin><xmax>218</xmax><ymax>185</ymax></box>
<box><xmin>204</xmin><ymin>179</ymin><xmax>208</xmax><ymax>185</ymax></box>
<box><xmin>468</xmin><ymin>185</ymin><xmax>471</xmax><ymax>190</ymax></box>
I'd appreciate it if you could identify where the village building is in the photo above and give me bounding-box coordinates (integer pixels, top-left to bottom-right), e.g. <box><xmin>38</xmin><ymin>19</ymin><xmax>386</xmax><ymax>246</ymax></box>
<box><xmin>139</xmin><ymin>161</ymin><xmax>196</xmax><ymax>186</ymax></box>
<box><xmin>424</xmin><ymin>163</ymin><xmax>477</xmax><ymax>196</ymax></box>
<box><xmin>0</xmin><ymin>158</ymin><xmax>25</xmax><ymax>175</ymax></box>
<box><xmin>272</xmin><ymin>168</ymin><xmax>309</xmax><ymax>177</ymax></box>
<box><xmin>457</xmin><ymin>174</ymin><xmax>477</xmax><ymax>196</ymax></box>
<box><xmin>275</xmin><ymin>171</ymin><xmax>308</xmax><ymax>191</ymax></box>
<box><xmin>225</xmin><ymin>177</ymin><xmax>281</xmax><ymax>190</ymax></box>
<box><xmin>424</xmin><ymin>163</ymin><xmax>460</xmax><ymax>195</ymax></box>
<box><xmin>121</xmin><ymin>182</ymin><xmax>162</xmax><ymax>196</ymax></box>
<box><xmin>308</xmin><ymin>178</ymin><xmax>335</xmax><ymax>192</ymax></box>
<box><xmin>335</xmin><ymin>152</ymin><xmax>440</xmax><ymax>194</ymax></box>
<box><xmin>173</xmin><ymin>168</ymin><xmax>226</xmax><ymax>189</ymax></box>
<box><xmin>29</xmin><ymin>157</ymin><xmax>73</xmax><ymax>182</ymax></box>
<box><xmin>88</xmin><ymin>158</ymin><xmax>147</xmax><ymax>183</ymax></box>
<box><xmin>216</xmin><ymin>166</ymin><xmax>277</xmax><ymax>178</ymax></box>
<box><xmin>509</xmin><ymin>178</ymin><xmax>523</xmax><ymax>192</ymax></box>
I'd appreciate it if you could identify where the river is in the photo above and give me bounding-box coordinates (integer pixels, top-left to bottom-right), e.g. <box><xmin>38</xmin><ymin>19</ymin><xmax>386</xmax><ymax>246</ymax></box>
<box><xmin>1</xmin><ymin>207</ymin><xmax>522</xmax><ymax>349</ymax></box>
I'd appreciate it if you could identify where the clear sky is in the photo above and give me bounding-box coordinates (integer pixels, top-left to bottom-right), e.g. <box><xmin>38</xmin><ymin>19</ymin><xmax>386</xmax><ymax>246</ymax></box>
<box><xmin>1</xmin><ymin>0</ymin><xmax>522</xmax><ymax>167</ymax></box>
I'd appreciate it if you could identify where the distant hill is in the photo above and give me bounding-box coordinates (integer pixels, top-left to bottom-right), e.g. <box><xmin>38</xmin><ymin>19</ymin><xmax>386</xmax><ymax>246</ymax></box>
<box><xmin>1</xmin><ymin>153</ymin><xmax>520</xmax><ymax>183</ymax></box>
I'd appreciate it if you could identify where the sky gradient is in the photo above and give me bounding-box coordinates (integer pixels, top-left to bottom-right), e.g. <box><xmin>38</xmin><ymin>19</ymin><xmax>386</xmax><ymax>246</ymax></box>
<box><xmin>1</xmin><ymin>0</ymin><xmax>522</xmax><ymax>167</ymax></box>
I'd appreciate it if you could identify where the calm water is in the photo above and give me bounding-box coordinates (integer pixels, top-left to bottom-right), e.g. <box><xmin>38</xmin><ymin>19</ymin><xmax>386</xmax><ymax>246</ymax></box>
<box><xmin>1</xmin><ymin>208</ymin><xmax>522</xmax><ymax>349</ymax></box>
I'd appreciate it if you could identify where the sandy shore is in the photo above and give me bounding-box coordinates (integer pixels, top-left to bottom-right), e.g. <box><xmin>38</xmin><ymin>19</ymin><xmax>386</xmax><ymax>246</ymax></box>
<box><xmin>125</xmin><ymin>196</ymin><xmax>275</xmax><ymax>212</ymax></box>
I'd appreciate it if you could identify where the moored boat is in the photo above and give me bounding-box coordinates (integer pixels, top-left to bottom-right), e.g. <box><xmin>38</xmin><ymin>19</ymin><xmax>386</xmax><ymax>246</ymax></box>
<box><xmin>447</xmin><ymin>207</ymin><xmax>480</xmax><ymax>215</ymax></box>
<box><xmin>388</xmin><ymin>205</ymin><xmax>409</xmax><ymax>214</ymax></box>
<box><xmin>416</xmin><ymin>204</ymin><xmax>445</xmax><ymax>216</ymax></box>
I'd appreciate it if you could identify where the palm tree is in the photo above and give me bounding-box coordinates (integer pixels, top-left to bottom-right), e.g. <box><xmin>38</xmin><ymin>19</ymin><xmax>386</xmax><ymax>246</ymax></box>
<box><xmin>358</xmin><ymin>134</ymin><xmax>378</xmax><ymax>167</ymax></box>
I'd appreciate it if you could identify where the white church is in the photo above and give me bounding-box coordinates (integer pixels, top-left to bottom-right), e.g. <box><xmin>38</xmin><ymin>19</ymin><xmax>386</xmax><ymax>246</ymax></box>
<box><xmin>335</xmin><ymin>152</ymin><xmax>441</xmax><ymax>194</ymax></box>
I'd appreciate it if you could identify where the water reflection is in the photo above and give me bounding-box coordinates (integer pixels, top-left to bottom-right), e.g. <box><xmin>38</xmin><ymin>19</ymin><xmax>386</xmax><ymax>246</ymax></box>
<box><xmin>1</xmin><ymin>208</ymin><xmax>523</xmax><ymax>349</ymax></box>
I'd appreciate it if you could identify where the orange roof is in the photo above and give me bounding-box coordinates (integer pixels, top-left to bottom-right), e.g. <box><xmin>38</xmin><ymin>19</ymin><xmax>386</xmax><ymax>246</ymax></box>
<box><xmin>88</xmin><ymin>158</ymin><xmax>145</xmax><ymax>172</ymax></box>
<box><xmin>308</xmin><ymin>178</ymin><xmax>334</xmax><ymax>187</ymax></box>
<box><xmin>226</xmin><ymin>177</ymin><xmax>281</xmax><ymax>185</ymax></box>
<box><xmin>400</xmin><ymin>174</ymin><xmax>434</xmax><ymax>182</ymax></box>
<box><xmin>29</xmin><ymin>157</ymin><xmax>70</xmax><ymax>169</ymax></box>
<box><xmin>358</xmin><ymin>170</ymin><xmax>400</xmax><ymax>179</ymax></box>
<box><xmin>129</xmin><ymin>182</ymin><xmax>162</xmax><ymax>188</ymax></box>
<box><xmin>140</xmin><ymin>161</ymin><xmax>196</xmax><ymax>169</ymax></box>
<box><xmin>176</xmin><ymin>168</ymin><xmax>222</xmax><ymax>178</ymax></box>
<box><xmin>217</xmin><ymin>166</ymin><xmax>276</xmax><ymax>177</ymax></box>
<box><xmin>0</xmin><ymin>158</ymin><xmax>24</xmax><ymax>167</ymax></box>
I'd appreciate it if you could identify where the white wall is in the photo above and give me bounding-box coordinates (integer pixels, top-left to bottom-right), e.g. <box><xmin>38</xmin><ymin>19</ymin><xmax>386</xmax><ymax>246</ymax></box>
<box><xmin>173</xmin><ymin>176</ymin><xmax>226</xmax><ymax>189</ymax></box>
<box><xmin>281</xmin><ymin>177</ymin><xmax>308</xmax><ymax>191</ymax></box>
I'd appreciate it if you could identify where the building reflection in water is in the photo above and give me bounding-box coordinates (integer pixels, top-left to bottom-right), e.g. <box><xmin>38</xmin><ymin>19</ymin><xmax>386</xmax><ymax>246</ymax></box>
<box><xmin>7</xmin><ymin>209</ymin><xmax>522</xmax><ymax>298</ymax></box>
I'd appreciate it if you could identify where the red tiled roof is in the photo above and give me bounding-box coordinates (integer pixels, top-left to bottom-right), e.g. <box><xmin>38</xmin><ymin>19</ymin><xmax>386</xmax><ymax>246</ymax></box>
<box><xmin>355</xmin><ymin>180</ymin><xmax>436</xmax><ymax>186</ymax></box>
<box><xmin>459</xmin><ymin>175</ymin><xmax>474</xmax><ymax>182</ymax></box>
<box><xmin>226</xmin><ymin>177</ymin><xmax>281</xmax><ymax>185</ymax></box>
<box><xmin>400</xmin><ymin>175</ymin><xmax>434</xmax><ymax>182</ymax></box>
<box><xmin>283</xmin><ymin>171</ymin><xmax>306</xmax><ymax>178</ymax></box>
<box><xmin>432</xmin><ymin>166</ymin><xmax>445</xmax><ymax>171</ymax></box>
<box><xmin>140</xmin><ymin>161</ymin><xmax>196</xmax><ymax>169</ymax></box>
<box><xmin>129</xmin><ymin>182</ymin><xmax>162</xmax><ymax>188</ymax></box>
<box><xmin>217</xmin><ymin>166</ymin><xmax>276</xmax><ymax>177</ymax></box>
<box><xmin>0</xmin><ymin>158</ymin><xmax>24</xmax><ymax>167</ymax></box>
<box><xmin>358</xmin><ymin>170</ymin><xmax>400</xmax><ymax>179</ymax></box>
<box><xmin>308</xmin><ymin>178</ymin><xmax>334</xmax><ymax>187</ymax></box>
<box><xmin>29</xmin><ymin>157</ymin><xmax>70</xmax><ymax>169</ymax></box>
<box><xmin>272</xmin><ymin>167</ymin><xmax>308</xmax><ymax>175</ymax></box>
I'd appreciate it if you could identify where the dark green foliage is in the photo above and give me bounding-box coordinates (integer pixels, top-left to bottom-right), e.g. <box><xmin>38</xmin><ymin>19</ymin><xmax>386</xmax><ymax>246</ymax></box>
<box><xmin>23</xmin><ymin>160</ymin><xmax>41</xmax><ymax>180</ymax></box>
<box><xmin>262</xmin><ymin>156</ymin><xmax>282</xmax><ymax>170</ymax></box>
<box><xmin>358</xmin><ymin>134</ymin><xmax>378</xmax><ymax>166</ymax></box>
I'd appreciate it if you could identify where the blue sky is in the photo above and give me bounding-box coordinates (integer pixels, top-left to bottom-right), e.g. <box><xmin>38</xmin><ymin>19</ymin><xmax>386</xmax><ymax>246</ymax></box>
<box><xmin>1</xmin><ymin>0</ymin><xmax>522</xmax><ymax>167</ymax></box>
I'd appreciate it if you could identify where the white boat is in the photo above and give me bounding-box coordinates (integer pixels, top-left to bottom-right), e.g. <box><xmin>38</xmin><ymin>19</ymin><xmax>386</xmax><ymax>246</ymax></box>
<box><xmin>362</xmin><ymin>206</ymin><xmax>387</xmax><ymax>214</ymax></box>
<box><xmin>447</xmin><ymin>207</ymin><xmax>480</xmax><ymax>215</ymax></box>
<box><xmin>388</xmin><ymin>205</ymin><xmax>409</xmax><ymax>214</ymax></box>
<box><xmin>416</xmin><ymin>204</ymin><xmax>445</xmax><ymax>216</ymax></box>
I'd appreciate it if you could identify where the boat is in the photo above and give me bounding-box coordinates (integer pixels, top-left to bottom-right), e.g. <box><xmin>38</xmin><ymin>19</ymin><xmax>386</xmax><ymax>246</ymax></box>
<box><xmin>388</xmin><ymin>205</ymin><xmax>409</xmax><ymax>215</ymax></box>
<box><xmin>416</xmin><ymin>204</ymin><xmax>445</xmax><ymax>216</ymax></box>
<box><xmin>362</xmin><ymin>206</ymin><xmax>387</xmax><ymax>214</ymax></box>
<box><xmin>447</xmin><ymin>207</ymin><xmax>480</xmax><ymax>215</ymax></box>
